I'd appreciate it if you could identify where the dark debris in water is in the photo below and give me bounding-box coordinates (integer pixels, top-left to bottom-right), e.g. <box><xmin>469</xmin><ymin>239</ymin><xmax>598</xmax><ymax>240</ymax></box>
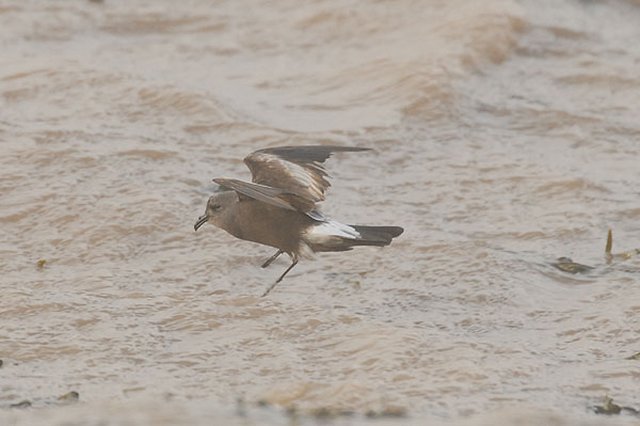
<box><xmin>6</xmin><ymin>391</ymin><xmax>79</xmax><ymax>410</ymax></box>
<box><xmin>605</xmin><ymin>229</ymin><xmax>640</xmax><ymax>263</ymax></box>
<box><xmin>593</xmin><ymin>396</ymin><xmax>639</xmax><ymax>416</ymax></box>
<box><xmin>9</xmin><ymin>400</ymin><xmax>32</xmax><ymax>409</ymax></box>
<box><xmin>365</xmin><ymin>406</ymin><xmax>408</xmax><ymax>418</ymax></box>
<box><xmin>286</xmin><ymin>405</ymin><xmax>406</xmax><ymax>420</ymax></box>
<box><xmin>235</xmin><ymin>397</ymin><xmax>247</xmax><ymax>417</ymax></box>
<box><xmin>57</xmin><ymin>391</ymin><xmax>80</xmax><ymax>404</ymax></box>
<box><xmin>552</xmin><ymin>229</ymin><xmax>640</xmax><ymax>275</ymax></box>
<box><xmin>626</xmin><ymin>352</ymin><xmax>640</xmax><ymax>360</ymax></box>
<box><xmin>308</xmin><ymin>407</ymin><xmax>356</xmax><ymax>419</ymax></box>
<box><xmin>252</xmin><ymin>398</ymin><xmax>407</xmax><ymax>421</ymax></box>
<box><xmin>551</xmin><ymin>257</ymin><xmax>594</xmax><ymax>274</ymax></box>
<box><xmin>36</xmin><ymin>259</ymin><xmax>47</xmax><ymax>269</ymax></box>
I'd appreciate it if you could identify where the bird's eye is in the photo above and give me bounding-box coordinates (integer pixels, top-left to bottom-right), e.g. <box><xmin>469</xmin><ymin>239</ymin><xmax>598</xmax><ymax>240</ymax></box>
<box><xmin>212</xmin><ymin>205</ymin><xmax>222</xmax><ymax>212</ymax></box>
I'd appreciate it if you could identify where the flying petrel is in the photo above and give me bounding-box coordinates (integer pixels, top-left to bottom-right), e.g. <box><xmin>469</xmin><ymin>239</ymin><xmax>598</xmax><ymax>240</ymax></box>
<box><xmin>194</xmin><ymin>145</ymin><xmax>403</xmax><ymax>296</ymax></box>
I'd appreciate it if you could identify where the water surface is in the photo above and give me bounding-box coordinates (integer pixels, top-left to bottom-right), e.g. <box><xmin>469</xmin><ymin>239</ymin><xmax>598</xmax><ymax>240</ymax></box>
<box><xmin>1</xmin><ymin>0</ymin><xmax>639</xmax><ymax>424</ymax></box>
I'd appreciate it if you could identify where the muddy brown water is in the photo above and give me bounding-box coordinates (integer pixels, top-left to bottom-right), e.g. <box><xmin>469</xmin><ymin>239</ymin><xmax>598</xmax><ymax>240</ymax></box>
<box><xmin>1</xmin><ymin>0</ymin><xmax>639</xmax><ymax>425</ymax></box>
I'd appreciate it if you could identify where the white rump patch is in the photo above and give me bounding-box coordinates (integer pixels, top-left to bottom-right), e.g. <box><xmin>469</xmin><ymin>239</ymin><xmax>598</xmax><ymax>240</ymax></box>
<box><xmin>304</xmin><ymin>219</ymin><xmax>361</xmax><ymax>244</ymax></box>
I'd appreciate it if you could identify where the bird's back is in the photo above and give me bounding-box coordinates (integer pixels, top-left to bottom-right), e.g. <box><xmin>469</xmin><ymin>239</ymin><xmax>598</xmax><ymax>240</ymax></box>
<box><xmin>222</xmin><ymin>199</ymin><xmax>315</xmax><ymax>255</ymax></box>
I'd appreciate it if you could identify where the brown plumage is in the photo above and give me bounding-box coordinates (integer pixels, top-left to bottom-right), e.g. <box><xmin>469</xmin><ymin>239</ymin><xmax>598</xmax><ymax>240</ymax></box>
<box><xmin>194</xmin><ymin>145</ymin><xmax>403</xmax><ymax>296</ymax></box>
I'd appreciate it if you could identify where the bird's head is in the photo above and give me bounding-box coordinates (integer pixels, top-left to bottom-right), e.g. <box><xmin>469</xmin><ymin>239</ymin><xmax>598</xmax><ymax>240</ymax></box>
<box><xmin>194</xmin><ymin>191</ymin><xmax>238</xmax><ymax>231</ymax></box>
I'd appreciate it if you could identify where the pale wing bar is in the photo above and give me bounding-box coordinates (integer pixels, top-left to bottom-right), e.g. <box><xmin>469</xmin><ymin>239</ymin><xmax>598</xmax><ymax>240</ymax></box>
<box><xmin>244</xmin><ymin>145</ymin><xmax>371</xmax><ymax>204</ymax></box>
<box><xmin>213</xmin><ymin>178</ymin><xmax>297</xmax><ymax>212</ymax></box>
<box><xmin>246</xmin><ymin>153</ymin><xmax>327</xmax><ymax>203</ymax></box>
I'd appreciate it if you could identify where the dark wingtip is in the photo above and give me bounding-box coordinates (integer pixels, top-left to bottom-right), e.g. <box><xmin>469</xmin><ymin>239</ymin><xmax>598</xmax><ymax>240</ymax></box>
<box><xmin>389</xmin><ymin>226</ymin><xmax>404</xmax><ymax>238</ymax></box>
<box><xmin>334</xmin><ymin>146</ymin><xmax>372</xmax><ymax>151</ymax></box>
<box><xmin>326</xmin><ymin>145</ymin><xmax>373</xmax><ymax>154</ymax></box>
<box><xmin>254</xmin><ymin>145</ymin><xmax>372</xmax><ymax>164</ymax></box>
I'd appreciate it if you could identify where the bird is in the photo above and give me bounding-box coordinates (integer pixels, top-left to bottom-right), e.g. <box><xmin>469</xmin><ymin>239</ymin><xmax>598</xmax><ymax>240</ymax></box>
<box><xmin>194</xmin><ymin>145</ymin><xmax>404</xmax><ymax>296</ymax></box>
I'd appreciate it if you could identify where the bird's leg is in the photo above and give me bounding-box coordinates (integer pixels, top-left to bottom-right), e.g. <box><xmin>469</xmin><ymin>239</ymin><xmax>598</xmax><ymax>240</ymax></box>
<box><xmin>261</xmin><ymin>258</ymin><xmax>299</xmax><ymax>297</ymax></box>
<box><xmin>275</xmin><ymin>259</ymin><xmax>298</xmax><ymax>284</ymax></box>
<box><xmin>261</xmin><ymin>249</ymin><xmax>283</xmax><ymax>268</ymax></box>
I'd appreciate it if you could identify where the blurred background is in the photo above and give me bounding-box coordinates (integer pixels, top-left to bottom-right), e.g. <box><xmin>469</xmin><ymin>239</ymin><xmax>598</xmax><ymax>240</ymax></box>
<box><xmin>1</xmin><ymin>0</ymin><xmax>639</xmax><ymax>425</ymax></box>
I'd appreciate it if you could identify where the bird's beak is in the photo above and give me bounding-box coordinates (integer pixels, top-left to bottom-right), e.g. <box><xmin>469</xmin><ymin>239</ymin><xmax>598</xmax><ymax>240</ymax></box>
<box><xmin>194</xmin><ymin>215</ymin><xmax>208</xmax><ymax>231</ymax></box>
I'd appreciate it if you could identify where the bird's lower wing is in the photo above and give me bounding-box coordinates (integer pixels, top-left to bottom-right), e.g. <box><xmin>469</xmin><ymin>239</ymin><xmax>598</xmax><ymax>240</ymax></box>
<box><xmin>213</xmin><ymin>178</ymin><xmax>299</xmax><ymax>212</ymax></box>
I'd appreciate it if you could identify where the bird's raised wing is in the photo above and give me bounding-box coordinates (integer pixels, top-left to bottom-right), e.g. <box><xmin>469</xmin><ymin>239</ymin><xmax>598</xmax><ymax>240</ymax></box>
<box><xmin>243</xmin><ymin>145</ymin><xmax>371</xmax><ymax>206</ymax></box>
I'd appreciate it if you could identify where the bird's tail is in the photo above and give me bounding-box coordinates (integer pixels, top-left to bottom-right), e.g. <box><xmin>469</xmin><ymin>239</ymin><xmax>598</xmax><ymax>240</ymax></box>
<box><xmin>304</xmin><ymin>220</ymin><xmax>403</xmax><ymax>252</ymax></box>
<box><xmin>348</xmin><ymin>225</ymin><xmax>404</xmax><ymax>246</ymax></box>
